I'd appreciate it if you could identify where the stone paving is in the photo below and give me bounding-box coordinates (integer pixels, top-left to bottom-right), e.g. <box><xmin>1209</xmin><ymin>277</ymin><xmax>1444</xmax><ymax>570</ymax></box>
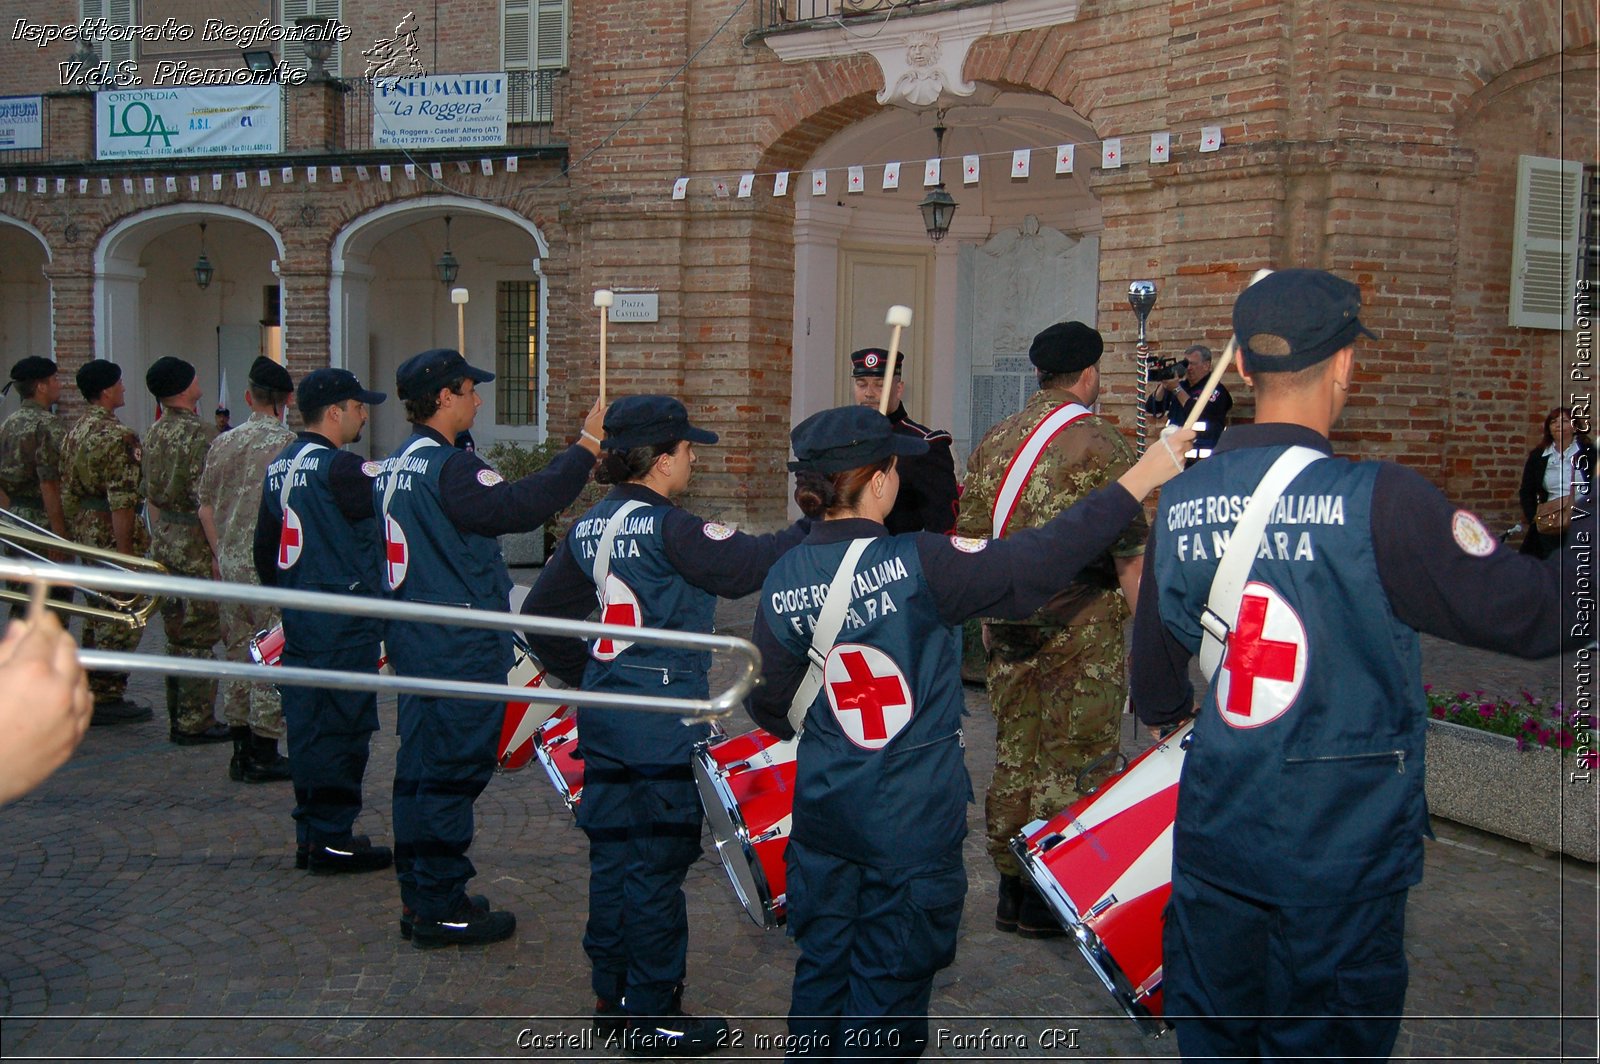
<box><xmin>0</xmin><ymin>588</ymin><xmax>1594</xmax><ymax>1062</ymax></box>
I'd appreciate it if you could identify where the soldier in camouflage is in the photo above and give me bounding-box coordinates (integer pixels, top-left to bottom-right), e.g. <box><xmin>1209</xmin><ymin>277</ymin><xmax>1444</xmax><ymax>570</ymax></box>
<box><xmin>0</xmin><ymin>357</ymin><xmax>73</xmax><ymax>614</ymax></box>
<box><xmin>60</xmin><ymin>360</ymin><xmax>152</xmax><ymax>725</ymax></box>
<box><xmin>142</xmin><ymin>356</ymin><xmax>229</xmax><ymax>745</ymax></box>
<box><xmin>199</xmin><ymin>356</ymin><xmax>296</xmax><ymax>782</ymax></box>
<box><xmin>956</xmin><ymin>321</ymin><xmax>1148</xmax><ymax>938</ymax></box>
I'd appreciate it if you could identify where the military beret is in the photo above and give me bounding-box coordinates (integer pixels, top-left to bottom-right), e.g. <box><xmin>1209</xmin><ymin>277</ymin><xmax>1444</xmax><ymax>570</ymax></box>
<box><xmin>146</xmin><ymin>356</ymin><xmax>196</xmax><ymax>400</ymax></box>
<box><xmin>602</xmin><ymin>395</ymin><xmax>717</xmax><ymax>451</ymax></box>
<box><xmin>4</xmin><ymin>356</ymin><xmax>56</xmax><ymax>396</ymax></box>
<box><xmin>849</xmin><ymin>347</ymin><xmax>908</xmax><ymax>378</ymax></box>
<box><xmin>788</xmin><ymin>405</ymin><xmax>928</xmax><ymax>474</ymax></box>
<box><xmin>76</xmin><ymin>359</ymin><xmax>121</xmax><ymax>398</ymax></box>
<box><xmin>1029</xmin><ymin>321</ymin><xmax>1103</xmax><ymax>374</ymax></box>
<box><xmin>1233</xmin><ymin>268</ymin><xmax>1376</xmax><ymax>374</ymax></box>
<box><xmin>396</xmin><ymin>348</ymin><xmax>494</xmax><ymax>401</ymax></box>
<box><xmin>298</xmin><ymin>368</ymin><xmax>386</xmax><ymax>411</ymax></box>
<box><xmin>248</xmin><ymin>355</ymin><xmax>294</xmax><ymax>393</ymax></box>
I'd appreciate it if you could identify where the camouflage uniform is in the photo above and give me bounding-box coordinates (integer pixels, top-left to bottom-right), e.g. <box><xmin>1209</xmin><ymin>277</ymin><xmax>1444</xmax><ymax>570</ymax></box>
<box><xmin>198</xmin><ymin>412</ymin><xmax>296</xmax><ymax>739</ymax></box>
<box><xmin>141</xmin><ymin>408</ymin><xmax>220</xmax><ymax>733</ymax></box>
<box><xmin>61</xmin><ymin>405</ymin><xmax>147</xmax><ymax>703</ymax></box>
<box><xmin>0</xmin><ymin>398</ymin><xmax>65</xmax><ymax>531</ymax></box>
<box><xmin>957</xmin><ymin>388</ymin><xmax>1147</xmax><ymax>876</ymax></box>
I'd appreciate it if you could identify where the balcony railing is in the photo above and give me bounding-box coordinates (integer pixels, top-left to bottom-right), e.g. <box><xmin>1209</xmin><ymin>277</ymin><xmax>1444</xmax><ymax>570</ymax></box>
<box><xmin>342</xmin><ymin>69</ymin><xmax>568</xmax><ymax>153</ymax></box>
<box><xmin>757</xmin><ymin>0</ymin><xmax>944</xmax><ymax>32</ymax></box>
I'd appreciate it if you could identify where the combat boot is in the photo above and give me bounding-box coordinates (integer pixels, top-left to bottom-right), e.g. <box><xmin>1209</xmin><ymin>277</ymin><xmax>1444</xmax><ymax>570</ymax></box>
<box><xmin>238</xmin><ymin>733</ymin><xmax>291</xmax><ymax>783</ymax></box>
<box><xmin>1017</xmin><ymin>882</ymin><xmax>1065</xmax><ymax>940</ymax></box>
<box><xmin>995</xmin><ymin>873</ymin><xmax>1024</xmax><ymax>933</ymax></box>
<box><xmin>306</xmin><ymin>837</ymin><xmax>393</xmax><ymax>875</ymax></box>
<box><xmin>409</xmin><ymin>895</ymin><xmax>516</xmax><ymax>949</ymax></box>
<box><xmin>227</xmin><ymin>726</ymin><xmax>251</xmax><ymax>781</ymax></box>
<box><xmin>624</xmin><ymin>983</ymin><xmax>729</xmax><ymax>1058</ymax></box>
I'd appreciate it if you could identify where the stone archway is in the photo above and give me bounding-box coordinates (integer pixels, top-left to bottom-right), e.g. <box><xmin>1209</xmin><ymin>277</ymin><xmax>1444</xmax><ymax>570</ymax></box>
<box><xmin>0</xmin><ymin>215</ymin><xmax>53</xmax><ymax>368</ymax></box>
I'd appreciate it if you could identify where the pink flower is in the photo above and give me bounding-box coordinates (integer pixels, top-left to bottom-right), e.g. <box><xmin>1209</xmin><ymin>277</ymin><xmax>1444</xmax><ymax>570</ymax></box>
<box><xmin>1423</xmin><ymin>684</ymin><xmax>1433</xmax><ymax>693</ymax></box>
<box><xmin>1557</xmin><ymin>732</ymin><xmax>1574</xmax><ymax>749</ymax></box>
<box><xmin>1479</xmin><ymin>704</ymin><xmax>1496</xmax><ymax>719</ymax></box>
<box><xmin>1431</xmin><ymin>706</ymin><xmax>1446</xmax><ymax>719</ymax></box>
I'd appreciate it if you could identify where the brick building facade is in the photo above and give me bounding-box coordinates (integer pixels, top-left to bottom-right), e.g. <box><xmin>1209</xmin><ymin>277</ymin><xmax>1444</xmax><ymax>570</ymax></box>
<box><xmin>0</xmin><ymin>0</ymin><xmax>1593</xmax><ymax>528</ymax></box>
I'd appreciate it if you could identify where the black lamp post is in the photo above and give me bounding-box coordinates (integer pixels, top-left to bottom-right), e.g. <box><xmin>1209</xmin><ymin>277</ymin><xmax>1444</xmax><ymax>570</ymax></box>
<box><xmin>193</xmin><ymin>223</ymin><xmax>214</xmax><ymax>290</ymax></box>
<box><xmin>918</xmin><ymin>119</ymin><xmax>958</xmax><ymax>242</ymax></box>
<box><xmin>435</xmin><ymin>216</ymin><xmax>460</xmax><ymax>286</ymax></box>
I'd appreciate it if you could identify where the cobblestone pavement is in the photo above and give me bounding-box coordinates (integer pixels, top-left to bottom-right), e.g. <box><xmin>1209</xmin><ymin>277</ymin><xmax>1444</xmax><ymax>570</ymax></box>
<box><xmin>0</xmin><ymin>589</ymin><xmax>1593</xmax><ymax>1062</ymax></box>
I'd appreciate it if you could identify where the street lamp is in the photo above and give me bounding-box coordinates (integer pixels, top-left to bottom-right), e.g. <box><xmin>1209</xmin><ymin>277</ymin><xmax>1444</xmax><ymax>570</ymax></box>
<box><xmin>193</xmin><ymin>222</ymin><xmax>214</xmax><ymax>290</ymax></box>
<box><xmin>918</xmin><ymin>118</ymin><xmax>958</xmax><ymax>242</ymax></box>
<box><xmin>435</xmin><ymin>215</ymin><xmax>460</xmax><ymax>286</ymax></box>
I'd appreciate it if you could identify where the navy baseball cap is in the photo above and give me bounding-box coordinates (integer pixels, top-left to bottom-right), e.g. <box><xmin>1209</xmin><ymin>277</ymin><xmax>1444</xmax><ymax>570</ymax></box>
<box><xmin>602</xmin><ymin>395</ymin><xmax>718</xmax><ymax>451</ymax></box>
<box><xmin>299</xmin><ymin>368</ymin><xmax>386</xmax><ymax>409</ymax></box>
<box><xmin>396</xmin><ymin>348</ymin><xmax>494</xmax><ymax>401</ymax></box>
<box><xmin>788</xmin><ymin>406</ymin><xmax>928</xmax><ymax>474</ymax></box>
<box><xmin>1233</xmin><ymin>269</ymin><xmax>1376</xmax><ymax>373</ymax></box>
<box><xmin>850</xmin><ymin>347</ymin><xmax>908</xmax><ymax>378</ymax></box>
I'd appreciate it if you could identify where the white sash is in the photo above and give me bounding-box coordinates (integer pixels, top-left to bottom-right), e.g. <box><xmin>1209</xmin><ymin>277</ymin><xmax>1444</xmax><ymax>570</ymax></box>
<box><xmin>277</xmin><ymin>440</ymin><xmax>327</xmax><ymax>512</ymax></box>
<box><xmin>592</xmin><ymin>499</ymin><xmax>647</xmax><ymax>596</ymax></box>
<box><xmin>991</xmin><ymin>402</ymin><xmax>1092</xmax><ymax>537</ymax></box>
<box><xmin>379</xmin><ymin>436</ymin><xmax>441</xmax><ymax>524</ymax></box>
<box><xmin>785</xmin><ymin>538</ymin><xmax>873</xmax><ymax>737</ymax></box>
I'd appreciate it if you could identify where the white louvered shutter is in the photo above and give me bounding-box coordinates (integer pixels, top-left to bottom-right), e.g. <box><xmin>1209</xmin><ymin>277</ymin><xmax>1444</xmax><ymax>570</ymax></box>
<box><xmin>505</xmin><ymin>0</ymin><xmax>566</xmax><ymax>121</ymax></box>
<box><xmin>1510</xmin><ymin>155</ymin><xmax>1583</xmax><ymax>330</ymax></box>
<box><xmin>535</xmin><ymin>0</ymin><xmax>568</xmax><ymax>69</ymax></box>
<box><xmin>281</xmin><ymin>0</ymin><xmax>342</xmax><ymax>79</ymax></box>
<box><xmin>80</xmin><ymin>0</ymin><xmax>136</xmax><ymax>73</ymax></box>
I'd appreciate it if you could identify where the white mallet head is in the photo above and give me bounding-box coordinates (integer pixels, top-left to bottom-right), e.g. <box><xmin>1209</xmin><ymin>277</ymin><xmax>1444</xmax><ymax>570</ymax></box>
<box><xmin>593</xmin><ymin>289</ymin><xmax>615</xmax><ymax>308</ymax></box>
<box><xmin>450</xmin><ymin>287</ymin><xmax>469</xmax><ymax>305</ymax></box>
<box><xmin>885</xmin><ymin>304</ymin><xmax>913</xmax><ymax>328</ymax></box>
<box><xmin>1248</xmin><ymin>268</ymin><xmax>1274</xmax><ymax>286</ymax></box>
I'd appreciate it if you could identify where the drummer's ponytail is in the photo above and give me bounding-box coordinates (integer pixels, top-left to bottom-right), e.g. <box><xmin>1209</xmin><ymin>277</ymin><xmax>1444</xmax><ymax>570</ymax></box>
<box><xmin>596</xmin><ymin>440</ymin><xmax>682</xmax><ymax>485</ymax></box>
<box><xmin>794</xmin><ymin>457</ymin><xmax>894</xmax><ymax>519</ymax></box>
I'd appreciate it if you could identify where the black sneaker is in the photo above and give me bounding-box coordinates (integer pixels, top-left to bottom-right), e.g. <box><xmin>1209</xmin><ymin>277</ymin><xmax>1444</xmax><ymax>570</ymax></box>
<box><xmin>306</xmin><ymin>839</ymin><xmax>393</xmax><ymax>876</ymax></box>
<box><xmin>594</xmin><ymin>997</ymin><xmax>627</xmax><ymax>1038</ymax></box>
<box><xmin>91</xmin><ymin>699</ymin><xmax>153</xmax><ymax>726</ymax></box>
<box><xmin>409</xmin><ymin>896</ymin><xmax>515</xmax><ymax>950</ymax></box>
<box><xmin>623</xmin><ymin>1012</ymin><xmax>730</xmax><ymax>1058</ymax></box>
<box><xmin>170</xmin><ymin>722</ymin><xmax>233</xmax><ymax>745</ymax></box>
<box><xmin>297</xmin><ymin>834</ymin><xmax>370</xmax><ymax>870</ymax></box>
<box><xmin>399</xmin><ymin>894</ymin><xmax>488</xmax><ymax>940</ymax></box>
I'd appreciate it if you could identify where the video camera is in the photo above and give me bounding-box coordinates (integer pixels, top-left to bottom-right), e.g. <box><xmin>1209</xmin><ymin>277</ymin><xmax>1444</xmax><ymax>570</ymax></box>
<box><xmin>1146</xmin><ymin>355</ymin><xmax>1184</xmax><ymax>383</ymax></box>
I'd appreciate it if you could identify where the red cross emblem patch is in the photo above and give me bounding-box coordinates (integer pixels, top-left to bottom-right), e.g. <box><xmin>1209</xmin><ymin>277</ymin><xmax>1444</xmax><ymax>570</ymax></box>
<box><xmin>1215</xmin><ymin>581</ymin><xmax>1307</xmax><ymax>729</ymax></box>
<box><xmin>591</xmin><ymin>574</ymin><xmax>641</xmax><ymax>662</ymax></box>
<box><xmin>383</xmin><ymin>514</ymin><xmax>410</xmax><ymax>590</ymax></box>
<box><xmin>277</xmin><ymin>506</ymin><xmax>304</xmax><ymax>570</ymax></box>
<box><xmin>823</xmin><ymin>643</ymin><xmax>913</xmax><ymax>750</ymax></box>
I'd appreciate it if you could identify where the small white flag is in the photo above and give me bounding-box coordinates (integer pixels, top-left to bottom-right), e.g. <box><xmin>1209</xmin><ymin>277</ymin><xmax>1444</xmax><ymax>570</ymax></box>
<box><xmin>403</xmin><ymin>163</ymin><xmax>416</xmax><ymax>179</ymax></box>
<box><xmin>356</xmin><ymin>165</ymin><xmax>371</xmax><ymax>180</ymax></box>
<box><xmin>811</xmin><ymin>170</ymin><xmax>827</xmax><ymax>196</ymax></box>
<box><xmin>1199</xmin><ymin>126</ymin><xmax>1223</xmax><ymax>153</ymax></box>
<box><xmin>506</xmin><ymin>156</ymin><xmax>518</xmax><ymax>172</ymax></box>
<box><xmin>962</xmin><ymin>154</ymin><xmax>980</xmax><ymax>185</ymax></box>
<box><xmin>847</xmin><ymin>165</ymin><xmax>864</xmax><ymax>193</ymax></box>
<box><xmin>672</xmin><ymin>176</ymin><xmax>689</xmax><ymax>200</ymax></box>
<box><xmin>58</xmin><ymin>177</ymin><xmax>68</xmax><ymax>193</ymax></box>
<box><xmin>1055</xmin><ymin>144</ymin><xmax>1075</xmax><ymax>174</ymax></box>
<box><xmin>736</xmin><ymin>173</ymin><xmax>754</xmax><ymax>198</ymax></box>
<box><xmin>102</xmin><ymin>178</ymin><xmax>114</xmax><ymax>194</ymax></box>
<box><xmin>187</xmin><ymin>176</ymin><xmax>199</xmax><ymax>192</ymax></box>
<box><xmin>773</xmin><ymin>171</ymin><xmax>790</xmax><ymax>196</ymax></box>
<box><xmin>234</xmin><ymin>172</ymin><xmax>247</xmax><ymax>188</ymax></box>
<box><xmin>282</xmin><ymin>166</ymin><xmax>293</xmax><ymax>183</ymax></box>
<box><xmin>923</xmin><ymin>158</ymin><xmax>941</xmax><ymax>187</ymax></box>
<box><xmin>1150</xmin><ymin>132</ymin><xmax>1170</xmax><ymax>164</ymax></box>
<box><xmin>37</xmin><ymin>177</ymin><xmax>48</xmax><ymax>193</ymax></box>
<box><xmin>456</xmin><ymin>160</ymin><xmax>472</xmax><ymax>174</ymax></box>
<box><xmin>80</xmin><ymin>178</ymin><xmax>90</xmax><ymax>193</ymax></box>
<box><xmin>331</xmin><ymin>165</ymin><xmax>343</xmax><ymax>182</ymax></box>
<box><xmin>307</xmin><ymin>166</ymin><xmax>318</xmax><ymax>182</ymax></box>
<box><xmin>210</xmin><ymin>174</ymin><xmax>221</xmax><ymax>191</ymax></box>
<box><xmin>258</xmin><ymin>169</ymin><xmax>271</xmax><ymax>186</ymax></box>
<box><xmin>882</xmin><ymin>162</ymin><xmax>900</xmax><ymax>190</ymax></box>
<box><xmin>380</xmin><ymin>164</ymin><xmax>393</xmax><ymax>182</ymax></box>
<box><xmin>429</xmin><ymin>162</ymin><xmax>442</xmax><ymax>180</ymax></box>
<box><xmin>1101</xmin><ymin>138</ymin><xmax>1123</xmax><ymax>169</ymax></box>
<box><xmin>712</xmin><ymin>178</ymin><xmax>730</xmax><ymax>198</ymax></box>
<box><xmin>480</xmin><ymin>159</ymin><xmax>493</xmax><ymax>176</ymax></box>
<box><xmin>123</xmin><ymin>177</ymin><xmax>135</xmax><ymax>193</ymax></box>
<box><xmin>142</xmin><ymin>177</ymin><xmax>155</xmax><ymax>193</ymax></box>
<box><xmin>1012</xmin><ymin>149</ymin><xmax>1031</xmax><ymax>179</ymax></box>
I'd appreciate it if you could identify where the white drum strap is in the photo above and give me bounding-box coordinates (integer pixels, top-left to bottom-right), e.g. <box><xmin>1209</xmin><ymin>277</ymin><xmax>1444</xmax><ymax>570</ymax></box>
<box><xmin>1197</xmin><ymin>446</ymin><xmax>1324</xmax><ymax>680</ymax></box>
<box><xmin>277</xmin><ymin>441</ymin><xmax>327</xmax><ymax>513</ymax></box>
<box><xmin>991</xmin><ymin>403</ymin><xmax>1092</xmax><ymax>538</ymax></box>
<box><xmin>785</xmin><ymin>538</ymin><xmax>873</xmax><ymax>737</ymax></box>
<box><xmin>592</xmin><ymin>499</ymin><xmax>647</xmax><ymax>600</ymax></box>
<box><xmin>379</xmin><ymin>436</ymin><xmax>440</xmax><ymax>524</ymax></box>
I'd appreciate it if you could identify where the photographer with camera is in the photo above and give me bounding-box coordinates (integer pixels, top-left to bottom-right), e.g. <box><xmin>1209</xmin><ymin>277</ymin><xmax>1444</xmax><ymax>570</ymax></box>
<box><xmin>1144</xmin><ymin>343</ymin><xmax>1233</xmax><ymax>460</ymax></box>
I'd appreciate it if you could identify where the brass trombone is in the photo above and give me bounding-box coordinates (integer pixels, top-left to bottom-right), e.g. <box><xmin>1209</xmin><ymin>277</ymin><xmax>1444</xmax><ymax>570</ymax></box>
<box><xmin>0</xmin><ymin>511</ymin><xmax>166</xmax><ymax>629</ymax></box>
<box><xmin>0</xmin><ymin>556</ymin><xmax>759</xmax><ymax>721</ymax></box>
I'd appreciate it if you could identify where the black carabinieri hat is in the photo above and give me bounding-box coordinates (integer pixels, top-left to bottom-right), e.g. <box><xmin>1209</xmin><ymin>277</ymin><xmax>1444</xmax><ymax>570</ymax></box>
<box><xmin>849</xmin><ymin>347</ymin><xmax>908</xmax><ymax>378</ymax></box>
<box><xmin>602</xmin><ymin>395</ymin><xmax>718</xmax><ymax>451</ymax></box>
<box><xmin>788</xmin><ymin>405</ymin><xmax>928</xmax><ymax>474</ymax></box>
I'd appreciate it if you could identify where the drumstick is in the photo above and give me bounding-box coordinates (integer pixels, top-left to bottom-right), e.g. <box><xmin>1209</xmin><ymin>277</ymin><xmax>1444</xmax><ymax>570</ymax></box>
<box><xmin>594</xmin><ymin>289</ymin><xmax>615</xmax><ymax>408</ymax></box>
<box><xmin>1181</xmin><ymin>268</ymin><xmax>1274</xmax><ymax>433</ymax></box>
<box><xmin>879</xmin><ymin>305</ymin><xmax>914</xmax><ymax>415</ymax></box>
<box><xmin>451</xmin><ymin>287</ymin><xmax>469</xmax><ymax>356</ymax></box>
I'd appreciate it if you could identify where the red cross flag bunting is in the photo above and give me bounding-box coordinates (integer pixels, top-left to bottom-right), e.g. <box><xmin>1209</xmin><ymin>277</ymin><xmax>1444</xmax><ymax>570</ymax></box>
<box><xmin>277</xmin><ymin>507</ymin><xmax>304</xmax><ymax>570</ymax></box>
<box><xmin>383</xmin><ymin>514</ymin><xmax>410</xmax><ymax>590</ymax></box>
<box><xmin>824</xmin><ymin>643</ymin><xmax>914</xmax><ymax>750</ymax></box>
<box><xmin>1214</xmin><ymin>581</ymin><xmax>1307</xmax><ymax>729</ymax></box>
<box><xmin>592</xmin><ymin>574</ymin><xmax>642</xmax><ymax>661</ymax></box>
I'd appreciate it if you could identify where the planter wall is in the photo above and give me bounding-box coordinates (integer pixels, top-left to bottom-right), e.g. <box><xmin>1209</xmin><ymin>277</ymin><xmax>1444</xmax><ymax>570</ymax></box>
<box><xmin>499</xmin><ymin>529</ymin><xmax>547</xmax><ymax>567</ymax></box>
<box><xmin>1425</xmin><ymin>719</ymin><xmax>1597</xmax><ymax>862</ymax></box>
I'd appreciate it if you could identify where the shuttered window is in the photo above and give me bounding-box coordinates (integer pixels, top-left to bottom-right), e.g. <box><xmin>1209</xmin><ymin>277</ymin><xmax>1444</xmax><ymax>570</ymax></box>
<box><xmin>503</xmin><ymin>0</ymin><xmax>567</xmax><ymax>121</ymax></box>
<box><xmin>80</xmin><ymin>0</ymin><xmax>137</xmax><ymax>73</ymax></box>
<box><xmin>1509</xmin><ymin>154</ymin><xmax>1583</xmax><ymax>330</ymax></box>
<box><xmin>280</xmin><ymin>0</ymin><xmax>342</xmax><ymax>78</ymax></box>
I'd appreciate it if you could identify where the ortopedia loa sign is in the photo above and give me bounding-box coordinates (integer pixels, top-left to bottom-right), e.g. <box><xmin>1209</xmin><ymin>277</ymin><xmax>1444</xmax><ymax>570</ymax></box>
<box><xmin>372</xmin><ymin>73</ymin><xmax>507</xmax><ymax>149</ymax></box>
<box><xmin>96</xmin><ymin>85</ymin><xmax>282</xmax><ymax>160</ymax></box>
<box><xmin>607</xmin><ymin>293</ymin><xmax>660</xmax><ymax>323</ymax></box>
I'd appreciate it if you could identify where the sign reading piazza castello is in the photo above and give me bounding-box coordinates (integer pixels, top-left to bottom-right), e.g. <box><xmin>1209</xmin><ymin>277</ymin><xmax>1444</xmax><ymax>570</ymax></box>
<box><xmin>95</xmin><ymin>85</ymin><xmax>283</xmax><ymax>160</ymax></box>
<box><xmin>372</xmin><ymin>72</ymin><xmax>507</xmax><ymax>150</ymax></box>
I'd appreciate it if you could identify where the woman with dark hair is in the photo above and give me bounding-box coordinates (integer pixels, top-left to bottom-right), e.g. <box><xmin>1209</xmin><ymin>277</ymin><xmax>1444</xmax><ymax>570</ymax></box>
<box><xmin>1518</xmin><ymin>405</ymin><xmax>1594</xmax><ymax>558</ymax></box>
<box><xmin>521</xmin><ymin>394</ymin><xmax>809</xmax><ymax>1058</ymax></box>
<box><xmin>747</xmin><ymin>405</ymin><xmax>1194</xmax><ymax>1060</ymax></box>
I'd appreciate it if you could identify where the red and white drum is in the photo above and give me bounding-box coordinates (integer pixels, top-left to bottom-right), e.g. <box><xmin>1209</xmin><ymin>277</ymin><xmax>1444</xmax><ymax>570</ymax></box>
<box><xmin>693</xmin><ymin>728</ymin><xmax>799</xmax><ymax>929</ymax></box>
<box><xmin>248</xmin><ymin>625</ymin><xmax>285</xmax><ymax>667</ymax></box>
<box><xmin>496</xmin><ymin>650</ymin><xmax>567</xmax><ymax>773</ymax></box>
<box><xmin>531</xmin><ymin>704</ymin><xmax>585</xmax><ymax>810</ymax></box>
<box><xmin>1012</xmin><ymin>722</ymin><xmax>1191</xmax><ymax>1035</ymax></box>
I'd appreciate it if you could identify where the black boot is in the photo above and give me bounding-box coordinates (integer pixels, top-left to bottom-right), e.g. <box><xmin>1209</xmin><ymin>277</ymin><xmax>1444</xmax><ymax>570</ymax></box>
<box><xmin>228</xmin><ymin>727</ymin><xmax>251</xmax><ymax>781</ymax></box>
<box><xmin>624</xmin><ymin>983</ymin><xmax>729</xmax><ymax>1059</ymax></box>
<box><xmin>239</xmin><ymin>733</ymin><xmax>292</xmax><ymax>783</ymax></box>
<box><xmin>1017</xmin><ymin>881</ymin><xmax>1065</xmax><ymax>940</ymax></box>
<box><xmin>996</xmin><ymin>873</ymin><xmax>1024</xmax><ymax>933</ymax></box>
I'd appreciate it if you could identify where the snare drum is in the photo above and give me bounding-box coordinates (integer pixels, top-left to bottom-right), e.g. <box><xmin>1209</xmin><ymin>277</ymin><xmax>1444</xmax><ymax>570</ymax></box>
<box><xmin>531</xmin><ymin>705</ymin><xmax>585</xmax><ymax>810</ymax></box>
<box><xmin>1012</xmin><ymin>722</ymin><xmax>1191</xmax><ymax>1035</ymax></box>
<box><xmin>693</xmin><ymin>728</ymin><xmax>798</xmax><ymax>928</ymax></box>
<box><xmin>496</xmin><ymin>650</ymin><xmax>565</xmax><ymax>773</ymax></box>
<box><xmin>248</xmin><ymin>625</ymin><xmax>284</xmax><ymax>667</ymax></box>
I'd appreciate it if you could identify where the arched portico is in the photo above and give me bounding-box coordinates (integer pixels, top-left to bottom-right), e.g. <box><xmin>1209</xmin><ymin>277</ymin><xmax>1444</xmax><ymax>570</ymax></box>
<box><xmin>0</xmin><ymin>216</ymin><xmax>53</xmax><ymax>370</ymax></box>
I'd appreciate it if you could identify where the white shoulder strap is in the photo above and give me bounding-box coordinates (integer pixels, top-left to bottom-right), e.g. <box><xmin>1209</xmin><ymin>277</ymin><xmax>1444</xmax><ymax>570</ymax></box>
<box><xmin>1197</xmin><ymin>446</ymin><xmax>1324</xmax><ymax>679</ymax></box>
<box><xmin>785</xmin><ymin>537</ymin><xmax>873</xmax><ymax>737</ymax></box>
<box><xmin>278</xmin><ymin>440</ymin><xmax>328</xmax><ymax>512</ymax></box>
<box><xmin>593</xmin><ymin>499</ymin><xmax>648</xmax><ymax>597</ymax></box>
<box><xmin>380</xmin><ymin>436</ymin><xmax>441</xmax><ymax>522</ymax></box>
<box><xmin>992</xmin><ymin>402</ymin><xmax>1092</xmax><ymax>538</ymax></box>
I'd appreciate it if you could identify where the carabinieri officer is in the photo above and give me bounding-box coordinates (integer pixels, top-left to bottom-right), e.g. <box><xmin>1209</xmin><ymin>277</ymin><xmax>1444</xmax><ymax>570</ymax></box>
<box><xmin>520</xmin><ymin>395</ymin><xmax>809</xmax><ymax>1058</ymax></box>
<box><xmin>748</xmin><ymin>406</ymin><xmax>1193</xmax><ymax>1060</ymax></box>
<box><xmin>379</xmin><ymin>348</ymin><xmax>604</xmax><ymax>949</ymax></box>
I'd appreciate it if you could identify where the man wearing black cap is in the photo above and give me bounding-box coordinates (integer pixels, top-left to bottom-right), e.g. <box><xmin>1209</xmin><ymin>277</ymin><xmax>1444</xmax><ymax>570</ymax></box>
<box><xmin>1143</xmin><ymin>342</ymin><xmax>1232</xmax><ymax>458</ymax></box>
<box><xmin>142</xmin><ymin>355</ymin><xmax>229</xmax><ymax>745</ymax></box>
<box><xmin>955</xmin><ymin>320</ymin><xmax>1148</xmax><ymax>938</ymax></box>
<box><xmin>849</xmin><ymin>347</ymin><xmax>959</xmax><ymax>534</ymax></box>
<box><xmin>378</xmin><ymin>348</ymin><xmax>604</xmax><ymax>947</ymax></box>
<box><xmin>60</xmin><ymin>359</ymin><xmax>152</xmax><ymax>724</ymax></box>
<box><xmin>1131</xmin><ymin>269</ymin><xmax>1589</xmax><ymax>1061</ymax></box>
<box><xmin>199</xmin><ymin>356</ymin><xmax>297</xmax><ymax>781</ymax></box>
<box><xmin>257</xmin><ymin>367</ymin><xmax>394</xmax><ymax>876</ymax></box>
<box><xmin>0</xmin><ymin>357</ymin><xmax>69</xmax><ymax>552</ymax></box>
